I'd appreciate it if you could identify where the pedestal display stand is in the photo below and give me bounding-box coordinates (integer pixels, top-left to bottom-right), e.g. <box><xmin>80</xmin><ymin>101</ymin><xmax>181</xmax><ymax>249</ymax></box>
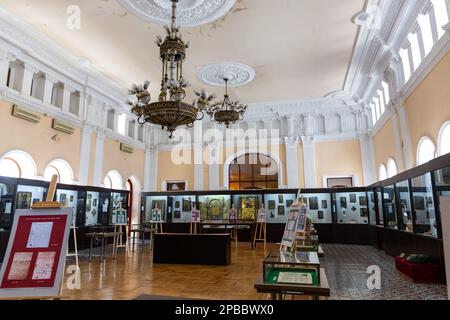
<box><xmin>253</xmin><ymin>207</ymin><xmax>267</xmax><ymax>250</ymax></box>
<box><xmin>0</xmin><ymin>175</ymin><xmax>73</xmax><ymax>299</ymax></box>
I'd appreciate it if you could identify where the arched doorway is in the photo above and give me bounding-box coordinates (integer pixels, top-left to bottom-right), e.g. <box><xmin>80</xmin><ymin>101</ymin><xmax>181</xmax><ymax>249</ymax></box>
<box><xmin>228</xmin><ymin>153</ymin><xmax>279</xmax><ymax>190</ymax></box>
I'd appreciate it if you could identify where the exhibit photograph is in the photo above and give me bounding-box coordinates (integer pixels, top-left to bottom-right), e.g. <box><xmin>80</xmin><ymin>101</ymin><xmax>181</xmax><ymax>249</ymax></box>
<box><xmin>0</xmin><ymin>0</ymin><xmax>449</xmax><ymax>314</ymax></box>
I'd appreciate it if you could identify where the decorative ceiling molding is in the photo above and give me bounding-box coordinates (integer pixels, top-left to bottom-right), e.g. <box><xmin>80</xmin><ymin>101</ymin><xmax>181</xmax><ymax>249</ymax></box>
<box><xmin>197</xmin><ymin>62</ymin><xmax>255</xmax><ymax>87</ymax></box>
<box><xmin>117</xmin><ymin>0</ymin><xmax>237</xmax><ymax>27</ymax></box>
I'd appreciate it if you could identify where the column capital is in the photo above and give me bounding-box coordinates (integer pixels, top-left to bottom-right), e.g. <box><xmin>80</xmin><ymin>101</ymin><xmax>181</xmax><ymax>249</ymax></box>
<box><xmin>64</xmin><ymin>83</ymin><xmax>77</xmax><ymax>93</ymax></box>
<box><xmin>45</xmin><ymin>74</ymin><xmax>59</xmax><ymax>84</ymax></box>
<box><xmin>284</xmin><ymin>136</ymin><xmax>300</xmax><ymax>147</ymax></box>
<box><xmin>23</xmin><ymin>62</ymin><xmax>39</xmax><ymax>74</ymax></box>
<box><xmin>300</xmin><ymin>135</ymin><xmax>314</xmax><ymax>145</ymax></box>
<box><xmin>420</xmin><ymin>0</ymin><xmax>433</xmax><ymax>15</ymax></box>
<box><xmin>5</xmin><ymin>52</ymin><xmax>16</xmax><ymax>62</ymax></box>
<box><xmin>444</xmin><ymin>22</ymin><xmax>450</xmax><ymax>34</ymax></box>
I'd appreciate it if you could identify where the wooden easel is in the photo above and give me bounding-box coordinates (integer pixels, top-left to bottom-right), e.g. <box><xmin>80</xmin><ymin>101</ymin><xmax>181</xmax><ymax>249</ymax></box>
<box><xmin>253</xmin><ymin>206</ymin><xmax>267</xmax><ymax>250</ymax></box>
<box><xmin>112</xmin><ymin>202</ymin><xmax>128</xmax><ymax>256</ymax></box>
<box><xmin>31</xmin><ymin>174</ymin><xmax>79</xmax><ymax>296</ymax></box>
<box><xmin>151</xmin><ymin>204</ymin><xmax>164</xmax><ymax>234</ymax></box>
<box><xmin>190</xmin><ymin>221</ymin><xmax>199</xmax><ymax>234</ymax></box>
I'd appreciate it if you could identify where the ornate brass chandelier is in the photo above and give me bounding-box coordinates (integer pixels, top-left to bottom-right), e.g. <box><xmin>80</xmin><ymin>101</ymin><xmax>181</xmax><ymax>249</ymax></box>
<box><xmin>196</xmin><ymin>77</ymin><xmax>247</xmax><ymax>128</ymax></box>
<box><xmin>127</xmin><ymin>0</ymin><xmax>204</xmax><ymax>138</ymax></box>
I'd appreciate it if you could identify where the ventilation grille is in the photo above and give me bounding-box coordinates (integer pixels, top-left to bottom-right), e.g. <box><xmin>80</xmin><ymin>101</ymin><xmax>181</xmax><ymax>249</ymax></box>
<box><xmin>52</xmin><ymin>119</ymin><xmax>75</xmax><ymax>135</ymax></box>
<box><xmin>120</xmin><ymin>143</ymin><xmax>134</xmax><ymax>154</ymax></box>
<box><xmin>11</xmin><ymin>104</ymin><xmax>41</xmax><ymax>123</ymax></box>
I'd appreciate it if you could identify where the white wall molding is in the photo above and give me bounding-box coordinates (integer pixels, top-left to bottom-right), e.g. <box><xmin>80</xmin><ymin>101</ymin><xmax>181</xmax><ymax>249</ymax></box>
<box><xmin>284</xmin><ymin>137</ymin><xmax>300</xmax><ymax>188</ymax></box>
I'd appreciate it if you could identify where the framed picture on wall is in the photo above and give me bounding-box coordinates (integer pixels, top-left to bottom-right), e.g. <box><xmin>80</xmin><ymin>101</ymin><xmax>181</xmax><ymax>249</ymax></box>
<box><xmin>286</xmin><ymin>200</ymin><xmax>294</xmax><ymax>208</ymax></box>
<box><xmin>318</xmin><ymin>210</ymin><xmax>324</xmax><ymax>220</ymax></box>
<box><xmin>413</xmin><ymin>196</ymin><xmax>425</xmax><ymax>210</ymax></box>
<box><xmin>349</xmin><ymin>194</ymin><xmax>357</xmax><ymax>203</ymax></box>
<box><xmin>309</xmin><ymin>197</ymin><xmax>319</xmax><ymax>210</ymax></box>
<box><xmin>340</xmin><ymin>197</ymin><xmax>347</xmax><ymax>209</ymax></box>
<box><xmin>360</xmin><ymin>208</ymin><xmax>368</xmax><ymax>217</ymax></box>
<box><xmin>268</xmin><ymin>200</ymin><xmax>276</xmax><ymax>210</ymax></box>
<box><xmin>277</xmin><ymin>205</ymin><xmax>285</xmax><ymax>216</ymax></box>
<box><xmin>174</xmin><ymin>200</ymin><xmax>181</xmax><ymax>209</ymax></box>
<box><xmin>174</xmin><ymin>211</ymin><xmax>181</xmax><ymax>219</ymax></box>
<box><xmin>359</xmin><ymin>196</ymin><xmax>367</xmax><ymax>206</ymax></box>
<box><xmin>16</xmin><ymin>192</ymin><xmax>32</xmax><ymax>210</ymax></box>
<box><xmin>321</xmin><ymin>200</ymin><xmax>328</xmax><ymax>209</ymax></box>
<box><xmin>278</xmin><ymin>195</ymin><xmax>284</xmax><ymax>203</ymax></box>
<box><xmin>182</xmin><ymin>198</ymin><xmax>192</xmax><ymax>212</ymax></box>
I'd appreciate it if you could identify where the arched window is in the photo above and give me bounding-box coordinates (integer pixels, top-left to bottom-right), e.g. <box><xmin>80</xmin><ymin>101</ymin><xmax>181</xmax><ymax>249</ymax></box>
<box><xmin>229</xmin><ymin>154</ymin><xmax>279</xmax><ymax>190</ymax></box>
<box><xmin>438</xmin><ymin>122</ymin><xmax>450</xmax><ymax>156</ymax></box>
<box><xmin>43</xmin><ymin>159</ymin><xmax>74</xmax><ymax>184</ymax></box>
<box><xmin>0</xmin><ymin>150</ymin><xmax>37</xmax><ymax>178</ymax></box>
<box><xmin>379</xmin><ymin>164</ymin><xmax>388</xmax><ymax>181</ymax></box>
<box><xmin>104</xmin><ymin>170</ymin><xmax>123</xmax><ymax>189</ymax></box>
<box><xmin>387</xmin><ymin>158</ymin><xmax>398</xmax><ymax>178</ymax></box>
<box><xmin>417</xmin><ymin>137</ymin><xmax>436</xmax><ymax>165</ymax></box>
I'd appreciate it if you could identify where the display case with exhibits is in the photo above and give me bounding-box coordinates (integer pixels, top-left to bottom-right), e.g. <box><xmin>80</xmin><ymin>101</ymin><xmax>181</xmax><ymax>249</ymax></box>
<box><xmin>232</xmin><ymin>194</ymin><xmax>263</xmax><ymax>221</ymax></box>
<box><xmin>435</xmin><ymin>166</ymin><xmax>450</xmax><ymax>197</ymax></box>
<box><xmin>169</xmin><ymin>195</ymin><xmax>196</xmax><ymax>223</ymax></box>
<box><xmin>300</xmin><ymin>192</ymin><xmax>332</xmax><ymax>224</ymax></box>
<box><xmin>85</xmin><ymin>191</ymin><xmax>100</xmax><ymax>226</ymax></box>
<box><xmin>111</xmin><ymin>192</ymin><xmax>128</xmax><ymax>225</ymax></box>
<box><xmin>375</xmin><ymin>187</ymin><xmax>384</xmax><ymax>226</ymax></box>
<box><xmin>383</xmin><ymin>185</ymin><xmax>398</xmax><ymax>229</ymax></box>
<box><xmin>333</xmin><ymin>191</ymin><xmax>369</xmax><ymax>224</ymax></box>
<box><xmin>263</xmin><ymin>192</ymin><xmax>296</xmax><ymax>224</ymax></box>
<box><xmin>16</xmin><ymin>184</ymin><xmax>48</xmax><ymax>210</ymax></box>
<box><xmin>263</xmin><ymin>251</ymin><xmax>321</xmax><ymax>286</ymax></box>
<box><xmin>197</xmin><ymin>195</ymin><xmax>231</xmax><ymax>221</ymax></box>
<box><xmin>56</xmin><ymin>188</ymin><xmax>80</xmax><ymax>226</ymax></box>
<box><xmin>411</xmin><ymin>173</ymin><xmax>438</xmax><ymax>238</ymax></box>
<box><xmin>143</xmin><ymin>195</ymin><xmax>167</xmax><ymax>222</ymax></box>
<box><xmin>0</xmin><ymin>178</ymin><xmax>16</xmax><ymax>230</ymax></box>
<box><xmin>395</xmin><ymin>180</ymin><xmax>413</xmax><ymax>232</ymax></box>
<box><xmin>368</xmin><ymin>191</ymin><xmax>377</xmax><ymax>225</ymax></box>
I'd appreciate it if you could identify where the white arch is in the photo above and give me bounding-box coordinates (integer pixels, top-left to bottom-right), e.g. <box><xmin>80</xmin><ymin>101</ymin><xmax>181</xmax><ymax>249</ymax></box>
<box><xmin>387</xmin><ymin>158</ymin><xmax>398</xmax><ymax>178</ymax></box>
<box><xmin>43</xmin><ymin>158</ymin><xmax>74</xmax><ymax>184</ymax></box>
<box><xmin>0</xmin><ymin>150</ymin><xmax>38</xmax><ymax>179</ymax></box>
<box><xmin>104</xmin><ymin>170</ymin><xmax>124</xmax><ymax>190</ymax></box>
<box><xmin>223</xmin><ymin>150</ymin><xmax>283</xmax><ymax>189</ymax></box>
<box><xmin>379</xmin><ymin>163</ymin><xmax>387</xmax><ymax>181</ymax></box>
<box><xmin>417</xmin><ymin>136</ymin><xmax>436</xmax><ymax>165</ymax></box>
<box><xmin>437</xmin><ymin>121</ymin><xmax>450</xmax><ymax>156</ymax></box>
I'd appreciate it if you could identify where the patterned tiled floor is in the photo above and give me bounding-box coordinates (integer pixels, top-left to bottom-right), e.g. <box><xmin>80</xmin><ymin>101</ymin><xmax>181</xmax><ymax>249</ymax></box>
<box><xmin>320</xmin><ymin>244</ymin><xmax>448</xmax><ymax>300</ymax></box>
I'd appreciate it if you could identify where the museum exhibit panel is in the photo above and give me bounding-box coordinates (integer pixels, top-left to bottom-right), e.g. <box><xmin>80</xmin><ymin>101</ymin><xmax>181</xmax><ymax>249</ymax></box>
<box><xmin>0</xmin><ymin>0</ymin><xmax>449</xmax><ymax>302</ymax></box>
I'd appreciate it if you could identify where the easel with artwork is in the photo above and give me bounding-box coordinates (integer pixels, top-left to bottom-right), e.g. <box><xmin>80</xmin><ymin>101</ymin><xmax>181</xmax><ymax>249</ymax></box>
<box><xmin>112</xmin><ymin>202</ymin><xmax>128</xmax><ymax>256</ymax></box>
<box><xmin>0</xmin><ymin>175</ymin><xmax>74</xmax><ymax>299</ymax></box>
<box><xmin>253</xmin><ymin>206</ymin><xmax>267</xmax><ymax>250</ymax></box>
<box><xmin>150</xmin><ymin>203</ymin><xmax>164</xmax><ymax>234</ymax></box>
<box><xmin>279</xmin><ymin>192</ymin><xmax>307</xmax><ymax>253</ymax></box>
<box><xmin>190</xmin><ymin>208</ymin><xmax>200</xmax><ymax>234</ymax></box>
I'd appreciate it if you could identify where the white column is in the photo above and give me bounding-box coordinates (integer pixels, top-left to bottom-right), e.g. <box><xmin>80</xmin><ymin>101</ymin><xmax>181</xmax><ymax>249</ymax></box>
<box><xmin>43</xmin><ymin>74</ymin><xmax>58</xmax><ymax>105</ymax></box>
<box><xmin>208</xmin><ymin>142</ymin><xmax>220</xmax><ymax>190</ymax></box>
<box><xmin>62</xmin><ymin>84</ymin><xmax>75</xmax><ymax>113</ymax></box>
<box><xmin>193</xmin><ymin>120</ymin><xmax>204</xmax><ymax>190</ymax></box>
<box><xmin>301</xmin><ymin>135</ymin><xmax>316</xmax><ymax>188</ymax></box>
<box><xmin>93</xmin><ymin>129</ymin><xmax>106</xmax><ymax>187</ymax></box>
<box><xmin>285</xmin><ymin>137</ymin><xmax>300</xmax><ymax>188</ymax></box>
<box><xmin>144</xmin><ymin>145</ymin><xmax>158</xmax><ymax>191</ymax></box>
<box><xmin>286</xmin><ymin>116</ymin><xmax>296</xmax><ymax>137</ymax></box>
<box><xmin>396</xmin><ymin>102</ymin><xmax>414</xmax><ymax>169</ymax></box>
<box><xmin>21</xmin><ymin>63</ymin><xmax>39</xmax><ymax>96</ymax></box>
<box><xmin>359</xmin><ymin>133</ymin><xmax>377</xmax><ymax>185</ymax></box>
<box><xmin>391</xmin><ymin>112</ymin><xmax>405</xmax><ymax>172</ymax></box>
<box><xmin>0</xmin><ymin>52</ymin><xmax>15</xmax><ymax>86</ymax></box>
<box><xmin>78</xmin><ymin>124</ymin><xmax>93</xmax><ymax>185</ymax></box>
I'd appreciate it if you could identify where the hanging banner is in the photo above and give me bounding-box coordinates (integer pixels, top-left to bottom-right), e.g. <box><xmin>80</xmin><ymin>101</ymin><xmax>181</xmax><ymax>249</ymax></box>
<box><xmin>0</xmin><ymin>208</ymin><xmax>72</xmax><ymax>298</ymax></box>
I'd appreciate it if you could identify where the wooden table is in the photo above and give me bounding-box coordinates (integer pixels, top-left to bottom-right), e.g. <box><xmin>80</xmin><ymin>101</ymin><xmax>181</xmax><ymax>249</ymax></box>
<box><xmin>86</xmin><ymin>232</ymin><xmax>122</xmax><ymax>262</ymax></box>
<box><xmin>254</xmin><ymin>268</ymin><xmax>330</xmax><ymax>300</ymax></box>
<box><xmin>201</xmin><ymin>220</ymin><xmax>256</xmax><ymax>248</ymax></box>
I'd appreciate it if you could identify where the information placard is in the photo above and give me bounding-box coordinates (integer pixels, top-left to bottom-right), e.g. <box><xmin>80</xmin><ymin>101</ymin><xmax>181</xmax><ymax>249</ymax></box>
<box><xmin>228</xmin><ymin>208</ymin><xmax>237</xmax><ymax>221</ymax></box>
<box><xmin>257</xmin><ymin>208</ymin><xmax>267</xmax><ymax>223</ymax></box>
<box><xmin>191</xmin><ymin>208</ymin><xmax>200</xmax><ymax>223</ymax></box>
<box><xmin>0</xmin><ymin>208</ymin><xmax>72</xmax><ymax>298</ymax></box>
<box><xmin>280</xmin><ymin>205</ymin><xmax>301</xmax><ymax>249</ymax></box>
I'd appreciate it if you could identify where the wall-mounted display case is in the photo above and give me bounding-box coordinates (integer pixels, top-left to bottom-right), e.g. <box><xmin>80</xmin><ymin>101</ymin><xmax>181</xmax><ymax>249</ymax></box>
<box><xmin>143</xmin><ymin>195</ymin><xmax>167</xmax><ymax>222</ymax></box>
<box><xmin>232</xmin><ymin>194</ymin><xmax>263</xmax><ymax>220</ymax></box>
<box><xmin>333</xmin><ymin>190</ymin><xmax>369</xmax><ymax>224</ymax></box>
<box><xmin>169</xmin><ymin>194</ymin><xmax>196</xmax><ymax>223</ymax></box>
<box><xmin>263</xmin><ymin>191</ymin><xmax>296</xmax><ymax>223</ymax></box>
<box><xmin>198</xmin><ymin>194</ymin><xmax>232</xmax><ymax>221</ymax></box>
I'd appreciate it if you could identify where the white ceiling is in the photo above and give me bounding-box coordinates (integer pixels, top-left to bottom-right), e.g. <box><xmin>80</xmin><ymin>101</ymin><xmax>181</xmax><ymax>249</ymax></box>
<box><xmin>0</xmin><ymin>0</ymin><xmax>364</xmax><ymax>104</ymax></box>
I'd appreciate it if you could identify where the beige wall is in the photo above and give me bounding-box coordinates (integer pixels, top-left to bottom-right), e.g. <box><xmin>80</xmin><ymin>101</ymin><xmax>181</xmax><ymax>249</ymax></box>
<box><xmin>314</xmin><ymin>140</ymin><xmax>364</xmax><ymax>187</ymax></box>
<box><xmin>156</xmin><ymin>149</ymin><xmax>195</xmax><ymax>191</ymax></box>
<box><xmin>373</xmin><ymin>118</ymin><xmax>397</xmax><ymax>173</ymax></box>
<box><xmin>405</xmin><ymin>52</ymin><xmax>450</xmax><ymax>165</ymax></box>
<box><xmin>102</xmin><ymin>137</ymin><xmax>145</xmax><ymax>188</ymax></box>
<box><xmin>0</xmin><ymin>101</ymin><xmax>82</xmax><ymax>179</ymax></box>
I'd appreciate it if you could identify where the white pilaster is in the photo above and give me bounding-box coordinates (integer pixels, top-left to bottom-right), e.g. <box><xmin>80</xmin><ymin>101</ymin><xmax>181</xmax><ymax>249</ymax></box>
<box><xmin>78</xmin><ymin>124</ymin><xmax>93</xmax><ymax>185</ymax></box>
<box><xmin>21</xmin><ymin>63</ymin><xmax>39</xmax><ymax>96</ymax></box>
<box><xmin>359</xmin><ymin>133</ymin><xmax>377</xmax><ymax>185</ymax></box>
<box><xmin>193</xmin><ymin>120</ymin><xmax>204</xmax><ymax>190</ymax></box>
<box><xmin>43</xmin><ymin>74</ymin><xmax>58</xmax><ymax>105</ymax></box>
<box><xmin>144</xmin><ymin>145</ymin><xmax>158</xmax><ymax>191</ymax></box>
<box><xmin>0</xmin><ymin>52</ymin><xmax>15</xmax><ymax>86</ymax></box>
<box><xmin>396</xmin><ymin>102</ymin><xmax>414</xmax><ymax>169</ymax></box>
<box><xmin>93</xmin><ymin>129</ymin><xmax>106</xmax><ymax>186</ymax></box>
<box><xmin>208</xmin><ymin>141</ymin><xmax>220</xmax><ymax>190</ymax></box>
<box><xmin>301</xmin><ymin>135</ymin><xmax>316</xmax><ymax>188</ymax></box>
<box><xmin>391</xmin><ymin>112</ymin><xmax>405</xmax><ymax>172</ymax></box>
<box><xmin>285</xmin><ymin>137</ymin><xmax>300</xmax><ymax>188</ymax></box>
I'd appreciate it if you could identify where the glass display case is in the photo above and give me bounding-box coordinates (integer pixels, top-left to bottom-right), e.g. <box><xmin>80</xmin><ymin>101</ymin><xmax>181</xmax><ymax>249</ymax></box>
<box><xmin>368</xmin><ymin>190</ymin><xmax>376</xmax><ymax>225</ymax></box>
<box><xmin>383</xmin><ymin>185</ymin><xmax>398</xmax><ymax>229</ymax></box>
<box><xmin>232</xmin><ymin>194</ymin><xmax>263</xmax><ymax>221</ymax></box>
<box><xmin>263</xmin><ymin>251</ymin><xmax>321</xmax><ymax>286</ymax></box>
<box><xmin>143</xmin><ymin>195</ymin><xmax>167</xmax><ymax>222</ymax></box>
<box><xmin>15</xmin><ymin>184</ymin><xmax>48</xmax><ymax>209</ymax></box>
<box><xmin>0</xmin><ymin>178</ymin><xmax>16</xmax><ymax>230</ymax></box>
<box><xmin>411</xmin><ymin>173</ymin><xmax>438</xmax><ymax>237</ymax></box>
<box><xmin>264</xmin><ymin>192</ymin><xmax>296</xmax><ymax>224</ymax></box>
<box><xmin>375</xmin><ymin>187</ymin><xmax>384</xmax><ymax>226</ymax></box>
<box><xmin>111</xmin><ymin>192</ymin><xmax>128</xmax><ymax>225</ymax></box>
<box><xmin>434</xmin><ymin>166</ymin><xmax>450</xmax><ymax>196</ymax></box>
<box><xmin>395</xmin><ymin>180</ymin><xmax>413</xmax><ymax>232</ymax></box>
<box><xmin>197</xmin><ymin>194</ymin><xmax>231</xmax><ymax>220</ymax></box>
<box><xmin>85</xmin><ymin>191</ymin><xmax>100</xmax><ymax>226</ymax></box>
<box><xmin>300</xmin><ymin>192</ymin><xmax>332</xmax><ymax>224</ymax></box>
<box><xmin>169</xmin><ymin>195</ymin><xmax>196</xmax><ymax>223</ymax></box>
<box><xmin>56</xmin><ymin>188</ymin><xmax>81</xmax><ymax>226</ymax></box>
<box><xmin>334</xmin><ymin>191</ymin><xmax>369</xmax><ymax>224</ymax></box>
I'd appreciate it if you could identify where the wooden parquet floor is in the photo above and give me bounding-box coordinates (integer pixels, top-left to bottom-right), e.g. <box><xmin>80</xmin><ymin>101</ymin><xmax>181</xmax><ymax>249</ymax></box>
<box><xmin>61</xmin><ymin>242</ymin><xmax>276</xmax><ymax>300</ymax></box>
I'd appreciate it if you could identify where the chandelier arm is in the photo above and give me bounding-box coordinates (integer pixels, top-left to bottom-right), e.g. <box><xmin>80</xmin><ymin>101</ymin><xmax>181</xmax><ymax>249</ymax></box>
<box><xmin>196</xmin><ymin>110</ymin><xmax>205</xmax><ymax>121</ymax></box>
<box><xmin>137</xmin><ymin>115</ymin><xmax>146</xmax><ymax>125</ymax></box>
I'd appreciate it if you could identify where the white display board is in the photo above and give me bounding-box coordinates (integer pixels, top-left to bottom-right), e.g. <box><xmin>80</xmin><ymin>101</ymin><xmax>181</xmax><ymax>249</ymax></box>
<box><xmin>439</xmin><ymin>196</ymin><xmax>450</xmax><ymax>300</ymax></box>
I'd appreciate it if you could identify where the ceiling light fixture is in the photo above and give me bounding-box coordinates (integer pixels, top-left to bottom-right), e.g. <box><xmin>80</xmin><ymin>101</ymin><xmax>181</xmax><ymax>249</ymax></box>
<box><xmin>127</xmin><ymin>0</ymin><xmax>205</xmax><ymax>139</ymax></box>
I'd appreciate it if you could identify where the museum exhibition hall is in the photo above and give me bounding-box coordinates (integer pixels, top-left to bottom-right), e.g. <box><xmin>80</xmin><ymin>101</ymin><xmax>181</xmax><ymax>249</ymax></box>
<box><xmin>0</xmin><ymin>0</ymin><xmax>449</xmax><ymax>302</ymax></box>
